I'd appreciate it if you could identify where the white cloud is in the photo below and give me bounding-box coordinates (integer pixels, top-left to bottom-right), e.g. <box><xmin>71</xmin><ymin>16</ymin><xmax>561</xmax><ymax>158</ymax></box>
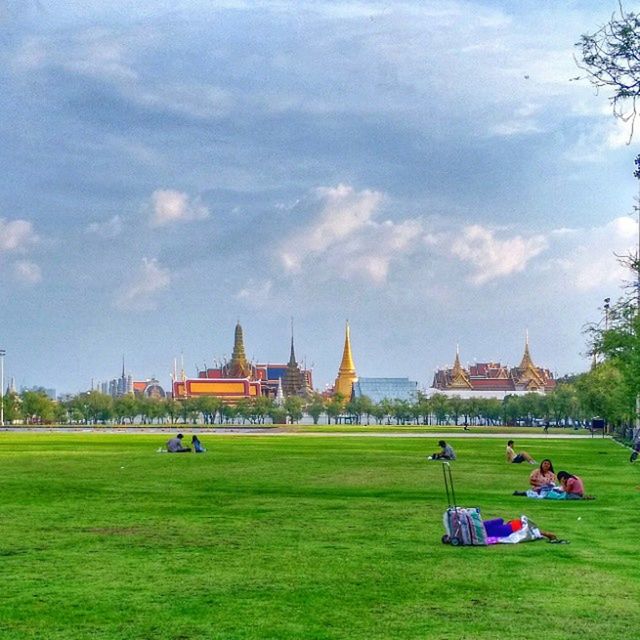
<box><xmin>547</xmin><ymin>216</ymin><xmax>637</xmax><ymax>292</ymax></box>
<box><xmin>280</xmin><ymin>184</ymin><xmax>428</xmax><ymax>285</ymax></box>
<box><xmin>0</xmin><ymin>218</ymin><xmax>38</xmax><ymax>253</ymax></box>
<box><xmin>237</xmin><ymin>279</ymin><xmax>273</xmax><ymax>307</ymax></box>
<box><xmin>281</xmin><ymin>184</ymin><xmax>383</xmax><ymax>270</ymax></box>
<box><xmin>149</xmin><ymin>190</ymin><xmax>209</xmax><ymax>228</ymax></box>
<box><xmin>86</xmin><ymin>215</ymin><xmax>123</xmax><ymax>238</ymax></box>
<box><xmin>114</xmin><ymin>258</ymin><xmax>171</xmax><ymax>311</ymax></box>
<box><xmin>12</xmin><ymin>260</ymin><xmax>42</xmax><ymax>284</ymax></box>
<box><xmin>451</xmin><ymin>225</ymin><xmax>548</xmax><ymax>285</ymax></box>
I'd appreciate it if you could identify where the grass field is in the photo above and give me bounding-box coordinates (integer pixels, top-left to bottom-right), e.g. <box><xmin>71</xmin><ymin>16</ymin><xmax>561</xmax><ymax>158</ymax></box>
<box><xmin>0</xmin><ymin>434</ymin><xmax>638</xmax><ymax>639</ymax></box>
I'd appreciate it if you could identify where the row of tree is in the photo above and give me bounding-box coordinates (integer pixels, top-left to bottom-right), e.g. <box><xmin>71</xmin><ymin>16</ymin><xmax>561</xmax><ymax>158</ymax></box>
<box><xmin>0</xmin><ymin>376</ymin><xmax>624</xmax><ymax>427</ymax></box>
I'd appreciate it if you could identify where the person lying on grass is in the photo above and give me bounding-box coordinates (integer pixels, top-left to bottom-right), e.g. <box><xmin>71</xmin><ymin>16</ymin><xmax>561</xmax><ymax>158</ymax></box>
<box><xmin>529</xmin><ymin>459</ymin><xmax>556</xmax><ymax>490</ymax></box>
<box><xmin>506</xmin><ymin>440</ymin><xmax>536</xmax><ymax>465</ymax></box>
<box><xmin>427</xmin><ymin>440</ymin><xmax>456</xmax><ymax>460</ymax></box>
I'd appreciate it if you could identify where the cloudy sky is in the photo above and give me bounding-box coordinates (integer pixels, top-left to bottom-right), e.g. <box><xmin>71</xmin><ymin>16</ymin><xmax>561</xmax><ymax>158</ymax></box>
<box><xmin>1</xmin><ymin>0</ymin><xmax>639</xmax><ymax>395</ymax></box>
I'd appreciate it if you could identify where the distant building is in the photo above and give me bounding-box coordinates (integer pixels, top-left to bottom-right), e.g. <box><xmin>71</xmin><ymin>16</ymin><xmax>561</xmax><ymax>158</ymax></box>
<box><xmin>352</xmin><ymin>377</ymin><xmax>418</xmax><ymax>403</ymax></box>
<box><xmin>173</xmin><ymin>322</ymin><xmax>312</xmax><ymax>402</ymax></box>
<box><xmin>132</xmin><ymin>378</ymin><xmax>166</xmax><ymax>399</ymax></box>
<box><xmin>21</xmin><ymin>386</ymin><xmax>56</xmax><ymax>400</ymax></box>
<box><xmin>97</xmin><ymin>358</ymin><xmax>134</xmax><ymax>398</ymax></box>
<box><xmin>432</xmin><ymin>337</ymin><xmax>556</xmax><ymax>398</ymax></box>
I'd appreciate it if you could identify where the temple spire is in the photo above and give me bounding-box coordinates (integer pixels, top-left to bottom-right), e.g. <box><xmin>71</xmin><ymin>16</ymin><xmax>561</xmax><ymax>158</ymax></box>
<box><xmin>227</xmin><ymin>322</ymin><xmax>252</xmax><ymax>378</ymax></box>
<box><xmin>519</xmin><ymin>330</ymin><xmax>535</xmax><ymax>370</ymax></box>
<box><xmin>288</xmin><ymin>317</ymin><xmax>297</xmax><ymax>366</ymax></box>
<box><xmin>450</xmin><ymin>344</ymin><xmax>472</xmax><ymax>389</ymax></box>
<box><xmin>334</xmin><ymin>321</ymin><xmax>358</xmax><ymax>398</ymax></box>
<box><xmin>516</xmin><ymin>330</ymin><xmax>544</xmax><ymax>389</ymax></box>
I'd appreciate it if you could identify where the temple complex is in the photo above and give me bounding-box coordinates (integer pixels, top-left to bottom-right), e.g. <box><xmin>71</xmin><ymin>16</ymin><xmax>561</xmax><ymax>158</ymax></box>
<box><xmin>432</xmin><ymin>335</ymin><xmax>556</xmax><ymax>397</ymax></box>
<box><xmin>333</xmin><ymin>321</ymin><xmax>358</xmax><ymax>398</ymax></box>
<box><xmin>172</xmin><ymin>322</ymin><xmax>313</xmax><ymax>402</ymax></box>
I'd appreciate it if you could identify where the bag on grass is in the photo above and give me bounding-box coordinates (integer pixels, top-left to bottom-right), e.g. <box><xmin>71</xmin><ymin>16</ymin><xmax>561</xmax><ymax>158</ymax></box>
<box><xmin>443</xmin><ymin>507</ymin><xmax>488</xmax><ymax>546</ymax></box>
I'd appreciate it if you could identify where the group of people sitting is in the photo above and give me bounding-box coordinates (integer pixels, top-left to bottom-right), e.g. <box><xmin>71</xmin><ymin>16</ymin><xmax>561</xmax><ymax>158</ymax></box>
<box><xmin>426</xmin><ymin>438</ymin><xmax>593</xmax><ymax>500</ymax></box>
<box><xmin>507</xmin><ymin>439</ymin><xmax>593</xmax><ymax>499</ymax></box>
<box><xmin>513</xmin><ymin>458</ymin><xmax>594</xmax><ymax>500</ymax></box>
<box><xmin>165</xmin><ymin>433</ymin><xmax>206</xmax><ymax>453</ymax></box>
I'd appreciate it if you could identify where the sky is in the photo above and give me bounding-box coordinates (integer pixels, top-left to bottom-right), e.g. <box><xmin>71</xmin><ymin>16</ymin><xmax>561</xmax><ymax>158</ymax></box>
<box><xmin>1</xmin><ymin>0</ymin><xmax>639</xmax><ymax>395</ymax></box>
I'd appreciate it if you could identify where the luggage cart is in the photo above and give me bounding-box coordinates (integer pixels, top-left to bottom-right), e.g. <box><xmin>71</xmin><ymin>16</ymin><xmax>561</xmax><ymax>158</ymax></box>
<box><xmin>440</xmin><ymin>462</ymin><xmax>487</xmax><ymax>546</ymax></box>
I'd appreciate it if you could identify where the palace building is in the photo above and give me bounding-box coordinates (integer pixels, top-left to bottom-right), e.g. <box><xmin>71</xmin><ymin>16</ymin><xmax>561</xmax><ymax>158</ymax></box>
<box><xmin>431</xmin><ymin>336</ymin><xmax>556</xmax><ymax>398</ymax></box>
<box><xmin>172</xmin><ymin>322</ymin><xmax>313</xmax><ymax>402</ymax></box>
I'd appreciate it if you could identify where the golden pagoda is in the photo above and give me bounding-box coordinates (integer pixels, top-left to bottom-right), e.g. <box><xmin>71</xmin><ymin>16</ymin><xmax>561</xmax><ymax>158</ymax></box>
<box><xmin>514</xmin><ymin>331</ymin><xmax>545</xmax><ymax>390</ymax></box>
<box><xmin>449</xmin><ymin>345</ymin><xmax>472</xmax><ymax>389</ymax></box>
<box><xmin>225</xmin><ymin>322</ymin><xmax>253</xmax><ymax>378</ymax></box>
<box><xmin>334</xmin><ymin>321</ymin><xmax>358</xmax><ymax>398</ymax></box>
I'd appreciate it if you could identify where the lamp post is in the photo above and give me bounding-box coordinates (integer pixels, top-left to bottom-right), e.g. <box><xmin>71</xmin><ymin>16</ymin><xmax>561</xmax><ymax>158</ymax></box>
<box><xmin>604</xmin><ymin>298</ymin><xmax>611</xmax><ymax>331</ymax></box>
<box><xmin>0</xmin><ymin>349</ymin><xmax>5</xmax><ymax>427</ymax></box>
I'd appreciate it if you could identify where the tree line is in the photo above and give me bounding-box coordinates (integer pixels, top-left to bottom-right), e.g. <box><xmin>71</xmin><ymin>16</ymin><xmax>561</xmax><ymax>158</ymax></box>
<box><xmin>0</xmin><ymin>378</ymin><xmax>621</xmax><ymax>428</ymax></box>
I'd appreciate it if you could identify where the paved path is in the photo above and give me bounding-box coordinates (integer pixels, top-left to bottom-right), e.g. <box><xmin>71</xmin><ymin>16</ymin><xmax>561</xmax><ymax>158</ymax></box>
<box><xmin>0</xmin><ymin>426</ymin><xmax>605</xmax><ymax>439</ymax></box>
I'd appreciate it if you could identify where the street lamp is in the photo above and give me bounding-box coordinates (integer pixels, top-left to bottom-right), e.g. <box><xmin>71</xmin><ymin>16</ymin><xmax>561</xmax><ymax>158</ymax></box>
<box><xmin>604</xmin><ymin>297</ymin><xmax>611</xmax><ymax>331</ymax></box>
<box><xmin>0</xmin><ymin>349</ymin><xmax>5</xmax><ymax>427</ymax></box>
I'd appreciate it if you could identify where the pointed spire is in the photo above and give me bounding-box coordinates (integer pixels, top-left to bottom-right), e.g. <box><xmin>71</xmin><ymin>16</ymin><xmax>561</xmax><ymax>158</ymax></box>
<box><xmin>275</xmin><ymin>377</ymin><xmax>285</xmax><ymax>406</ymax></box>
<box><xmin>122</xmin><ymin>354</ymin><xmax>125</xmax><ymax>380</ymax></box>
<box><xmin>449</xmin><ymin>344</ymin><xmax>472</xmax><ymax>388</ymax></box>
<box><xmin>516</xmin><ymin>330</ymin><xmax>545</xmax><ymax>389</ymax></box>
<box><xmin>339</xmin><ymin>321</ymin><xmax>356</xmax><ymax>373</ymax></box>
<box><xmin>452</xmin><ymin>344</ymin><xmax>462</xmax><ymax>374</ymax></box>
<box><xmin>519</xmin><ymin>330</ymin><xmax>534</xmax><ymax>370</ymax></box>
<box><xmin>288</xmin><ymin>317</ymin><xmax>297</xmax><ymax>366</ymax></box>
<box><xmin>334</xmin><ymin>320</ymin><xmax>357</xmax><ymax>398</ymax></box>
<box><xmin>227</xmin><ymin>322</ymin><xmax>252</xmax><ymax>378</ymax></box>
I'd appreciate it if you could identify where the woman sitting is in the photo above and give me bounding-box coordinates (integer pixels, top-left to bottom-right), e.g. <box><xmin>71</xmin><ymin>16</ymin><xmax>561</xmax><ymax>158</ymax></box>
<box><xmin>557</xmin><ymin>471</ymin><xmax>593</xmax><ymax>499</ymax></box>
<box><xmin>529</xmin><ymin>459</ymin><xmax>556</xmax><ymax>490</ymax></box>
<box><xmin>191</xmin><ymin>435</ymin><xmax>206</xmax><ymax>453</ymax></box>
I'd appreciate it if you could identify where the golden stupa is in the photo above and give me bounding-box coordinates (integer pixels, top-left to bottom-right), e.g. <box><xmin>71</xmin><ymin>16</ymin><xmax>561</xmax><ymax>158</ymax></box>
<box><xmin>334</xmin><ymin>321</ymin><xmax>358</xmax><ymax>398</ymax></box>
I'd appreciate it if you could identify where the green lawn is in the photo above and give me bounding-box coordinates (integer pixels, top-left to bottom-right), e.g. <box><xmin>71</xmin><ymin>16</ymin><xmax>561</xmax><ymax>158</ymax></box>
<box><xmin>0</xmin><ymin>434</ymin><xmax>638</xmax><ymax>639</ymax></box>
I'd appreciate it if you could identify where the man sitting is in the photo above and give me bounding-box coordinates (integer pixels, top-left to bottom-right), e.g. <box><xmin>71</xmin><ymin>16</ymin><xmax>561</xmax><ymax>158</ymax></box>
<box><xmin>506</xmin><ymin>440</ymin><xmax>536</xmax><ymax>464</ymax></box>
<box><xmin>166</xmin><ymin>433</ymin><xmax>191</xmax><ymax>453</ymax></box>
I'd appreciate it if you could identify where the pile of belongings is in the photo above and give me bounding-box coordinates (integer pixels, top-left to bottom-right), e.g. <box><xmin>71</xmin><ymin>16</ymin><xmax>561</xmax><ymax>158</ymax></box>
<box><xmin>442</xmin><ymin>507</ymin><xmax>544</xmax><ymax>546</ymax></box>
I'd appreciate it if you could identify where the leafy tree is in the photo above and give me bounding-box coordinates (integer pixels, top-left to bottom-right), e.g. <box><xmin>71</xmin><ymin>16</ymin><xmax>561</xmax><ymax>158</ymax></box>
<box><xmin>164</xmin><ymin>398</ymin><xmax>181</xmax><ymax>425</ymax></box>
<box><xmin>284</xmin><ymin>396</ymin><xmax>304</xmax><ymax>424</ymax></box>
<box><xmin>269</xmin><ymin>406</ymin><xmax>287</xmax><ymax>425</ymax></box>
<box><xmin>325</xmin><ymin>395</ymin><xmax>344</xmax><ymax>425</ymax></box>
<box><xmin>306</xmin><ymin>394</ymin><xmax>326</xmax><ymax>425</ymax></box>
<box><xmin>575</xmin><ymin>360</ymin><xmax>631</xmax><ymax>426</ymax></box>
<box><xmin>2</xmin><ymin>391</ymin><xmax>22</xmax><ymax>424</ymax></box>
<box><xmin>21</xmin><ymin>390</ymin><xmax>55</xmax><ymax>424</ymax></box>
<box><xmin>447</xmin><ymin>395</ymin><xmax>464</xmax><ymax>426</ymax></box>
<box><xmin>430</xmin><ymin>393</ymin><xmax>449</xmax><ymax>426</ymax></box>
<box><xmin>578</xmin><ymin>3</ymin><xmax>640</xmax><ymax>140</ymax></box>
<box><xmin>220</xmin><ymin>403</ymin><xmax>238</xmax><ymax>425</ymax></box>
<box><xmin>253</xmin><ymin>396</ymin><xmax>273</xmax><ymax>424</ymax></box>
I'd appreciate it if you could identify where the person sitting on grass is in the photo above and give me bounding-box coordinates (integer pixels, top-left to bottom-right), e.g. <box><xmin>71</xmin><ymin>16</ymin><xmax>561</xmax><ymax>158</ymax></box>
<box><xmin>166</xmin><ymin>433</ymin><xmax>191</xmax><ymax>453</ymax></box>
<box><xmin>529</xmin><ymin>459</ymin><xmax>556</xmax><ymax>490</ymax></box>
<box><xmin>557</xmin><ymin>471</ymin><xmax>594</xmax><ymax>500</ymax></box>
<box><xmin>428</xmin><ymin>440</ymin><xmax>457</xmax><ymax>460</ymax></box>
<box><xmin>191</xmin><ymin>434</ymin><xmax>206</xmax><ymax>453</ymax></box>
<box><xmin>506</xmin><ymin>440</ymin><xmax>536</xmax><ymax>465</ymax></box>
